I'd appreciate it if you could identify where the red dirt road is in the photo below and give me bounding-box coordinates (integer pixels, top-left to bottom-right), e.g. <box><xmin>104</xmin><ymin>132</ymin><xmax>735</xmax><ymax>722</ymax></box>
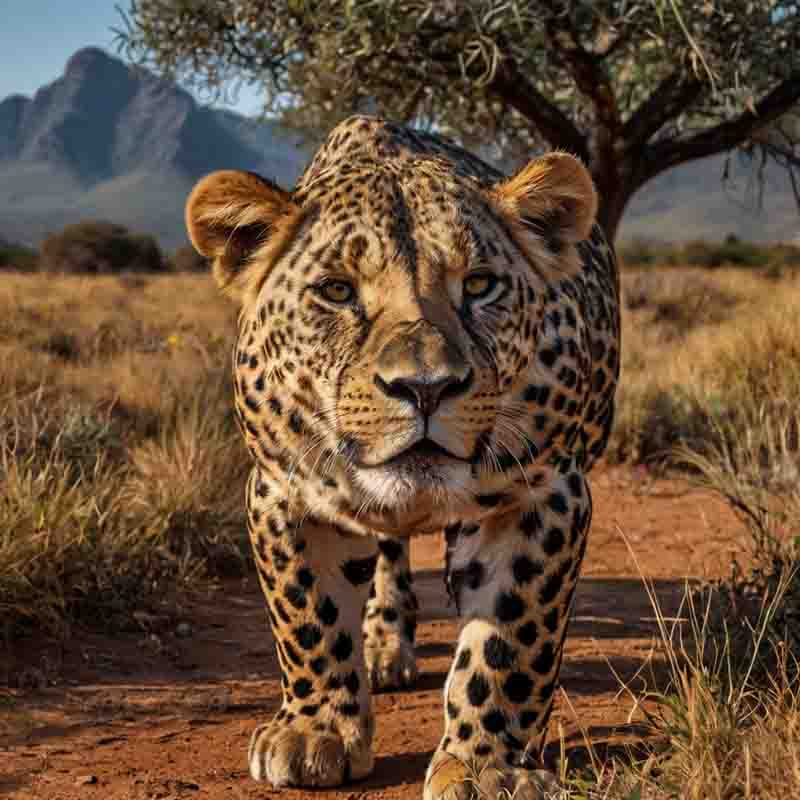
<box><xmin>1</xmin><ymin>467</ymin><xmax>740</xmax><ymax>799</ymax></box>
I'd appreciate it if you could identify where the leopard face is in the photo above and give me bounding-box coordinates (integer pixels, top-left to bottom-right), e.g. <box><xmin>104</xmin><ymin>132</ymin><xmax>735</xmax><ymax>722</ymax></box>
<box><xmin>186</xmin><ymin>117</ymin><xmax>605</xmax><ymax>536</ymax></box>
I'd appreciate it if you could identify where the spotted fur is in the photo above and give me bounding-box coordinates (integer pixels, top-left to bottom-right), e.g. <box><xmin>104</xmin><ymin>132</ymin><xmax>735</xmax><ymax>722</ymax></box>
<box><xmin>186</xmin><ymin>115</ymin><xmax>620</xmax><ymax>799</ymax></box>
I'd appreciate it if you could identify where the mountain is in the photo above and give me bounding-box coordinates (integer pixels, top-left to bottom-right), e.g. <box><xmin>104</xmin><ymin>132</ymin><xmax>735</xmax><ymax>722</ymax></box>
<box><xmin>622</xmin><ymin>152</ymin><xmax>798</xmax><ymax>244</ymax></box>
<box><xmin>0</xmin><ymin>47</ymin><xmax>796</xmax><ymax>248</ymax></box>
<box><xmin>0</xmin><ymin>48</ymin><xmax>309</xmax><ymax>249</ymax></box>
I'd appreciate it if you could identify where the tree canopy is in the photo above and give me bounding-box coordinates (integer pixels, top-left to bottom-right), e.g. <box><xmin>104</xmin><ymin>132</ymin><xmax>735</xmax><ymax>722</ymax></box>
<box><xmin>119</xmin><ymin>1</ymin><xmax>800</xmax><ymax>240</ymax></box>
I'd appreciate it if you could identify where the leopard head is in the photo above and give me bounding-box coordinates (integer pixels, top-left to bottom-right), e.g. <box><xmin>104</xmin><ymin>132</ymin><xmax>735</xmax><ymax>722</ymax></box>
<box><xmin>186</xmin><ymin>133</ymin><xmax>597</xmax><ymax>532</ymax></box>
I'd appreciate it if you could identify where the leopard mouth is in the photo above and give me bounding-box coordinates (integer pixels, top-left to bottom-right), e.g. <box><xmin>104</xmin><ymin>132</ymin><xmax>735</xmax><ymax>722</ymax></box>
<box><xmin>345</xmin><ymin>432</ymin><xmax>475</xmax><ymax>472</ymax></box>
<box><xmin>393</xmin><ymin>438</ymin><xmax>453</xmax><ymax>460</ymax></box>
<box><xmin>349</xmin><ymin>435</ymin><xmax>478</xmax><ymax>524</ymax></box>
<box><xmin>374</xmin><ymin>437</ymin><xmax>469</xmax><ymax>469</ymax></box>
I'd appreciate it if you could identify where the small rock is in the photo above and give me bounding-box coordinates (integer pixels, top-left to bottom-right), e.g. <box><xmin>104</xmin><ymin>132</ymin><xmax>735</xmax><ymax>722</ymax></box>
<box><xmin>75</xmin><ymin>774</ymin><xmax>98</xmax><ymax>786</ymax></box>
<box><xmin>15</xmin><ymin>667</ymin><xmax>48</xmax><ymax>690</ymax></box>
<box><xmin>175</xmin><ymin>622</ymin><xmax>193</xmax><ymax>639</ymax></box>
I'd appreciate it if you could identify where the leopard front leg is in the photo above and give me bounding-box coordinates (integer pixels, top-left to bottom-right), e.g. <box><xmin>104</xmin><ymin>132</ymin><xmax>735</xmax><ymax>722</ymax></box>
<box><xmin>363</xmin><ymin>536</ymin><xmax>419</xmax><ymax>690</ymax></box>
<box><xmin>425</xmin><ymin>464</ymin><xmax>591</xmax><ymax>800</ymax></box>
<box><xmin>246</xmin><ymin>468</ymin><xmax>377</xmax><ymax>787</ymax></box>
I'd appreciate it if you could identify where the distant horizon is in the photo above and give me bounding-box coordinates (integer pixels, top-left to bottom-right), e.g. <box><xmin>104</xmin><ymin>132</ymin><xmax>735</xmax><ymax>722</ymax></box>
<box><xmin>1</xmin><ymin>1</ymin><xmax>265</xmax><ymax>116</ymax></box>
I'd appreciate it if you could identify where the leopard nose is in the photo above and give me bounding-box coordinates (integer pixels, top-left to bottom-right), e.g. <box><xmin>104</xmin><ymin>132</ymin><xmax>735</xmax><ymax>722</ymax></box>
<box><xmin>374</xmin><ymin>370</ymin><xmax>473</xmax><ymax>417</ymax></box>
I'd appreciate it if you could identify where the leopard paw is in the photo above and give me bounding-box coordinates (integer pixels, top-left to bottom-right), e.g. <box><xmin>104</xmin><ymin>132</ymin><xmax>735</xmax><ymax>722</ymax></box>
<box><xmin>249</xmin><ymin>713</ymin><xmax>373</xmax><ymax>788</ymax></box>
<box><xmin>423</xmin><ymin>748</ymin><xmax>559</xmax><ymax>800</ymax></box>
<box><xmin>364</xmin><ymin>634</ymin><xmax>418</xmax><ymax>691</ymax></box>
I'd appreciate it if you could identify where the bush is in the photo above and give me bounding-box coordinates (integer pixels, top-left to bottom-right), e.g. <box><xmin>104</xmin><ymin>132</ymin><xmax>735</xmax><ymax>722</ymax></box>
<box><xmin>617</xmin><ymin>237</ymin><xmax>664</xmax><ymax>268</ymax></box>
<box><xmin>171</xmin><ymin>244</ymin><xmax>209</xmax><ymax>273</ymax></box>
<box><xmin>0</xmin><ymin>238</ymin><xmax>38</xmax><ymax>271</ymax></box>
<box><xmin>681</xmin><ymin>236</ymin><xmax>768</xmax><ymax>269</ymax></box>
<box><xmin>40</xmin><ymin>220</ymin><xmax>167</xmax><ymax>274</ymax></box>
<box><xmin>619</xmin><ymin>237</ymin><xmax>800</xmax><ymax>272</ymax></box>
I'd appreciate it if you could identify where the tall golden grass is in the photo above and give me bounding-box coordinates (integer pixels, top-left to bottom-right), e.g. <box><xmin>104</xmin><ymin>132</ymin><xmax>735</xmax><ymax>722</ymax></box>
<box><xmin>610</xmin><ymin>267</ymin><xmax>800</xmax><ymax>466</ymax></box>
<box><xmin>3</xmin><ymin>265</ymin><xmax>800</xmax><ymax>796</ymax></box>
<box><xmin>0</xmin><ymin>273</ymin><xmax>248</xmax><ymax>635</ymax></box>
<box><xmin>4</xmin><ymin>266</ymin><xmax>800</xmax><ymax>630</ymax></box>
<box><xmin>556</xmin><ymin>266</ymin><xmax>800</xmax><ymax>798</ymax></box>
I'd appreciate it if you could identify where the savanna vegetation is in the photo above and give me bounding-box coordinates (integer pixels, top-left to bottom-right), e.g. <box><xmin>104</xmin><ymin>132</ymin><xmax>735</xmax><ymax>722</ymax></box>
<box><xmin>558</xmin><ymin>261</ymin><xmax>800</xmax><ymax>796</ymax></box>
<box><xmin>5</xmin><ymin>1</ymin><xmax>799</xmax><ymax>794</ymax></box>
<box><xmin>619</xmin><ymin>236</ymin><xmax>800</xmax><ymax>272</ymax></box>
<box><xmin>39</xmin><ymin>220</ymin><xmax>167</xmax><ymax>274</ymax></box>
<box><xmin>0</xmin><ymin>272</ymin><xmax>246</xmax><ymax>636</ymax></box>
<box><xmin>562</xmin><ymin>257</ymin><xmax>800</xmax><ymax>797</ymax></box>
<box><xmin>0</xmin><ymin>238</ymin><xmax>38</xmax><ymax>272</ymax></box>
<box><xmin>0</xmin><ymin>223</ymin><xmax>213</xmax><ymax>275</ymax></box>
<box><xmin>3</xmin><ymin>251</ymin><xmax>800</xmax><ymax>794</ymax></box>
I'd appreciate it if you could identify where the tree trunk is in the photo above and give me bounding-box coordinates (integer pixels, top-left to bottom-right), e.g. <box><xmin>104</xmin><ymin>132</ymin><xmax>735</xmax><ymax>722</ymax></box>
<box><xmin>594</xmin><ymin>184</ymin><xmax>628</xmax><ymax>245</ymax></box>
<box><xmin>589</xmin><ymin>148</ymin><xmax>637</xmax><ymax>246</ymax></box>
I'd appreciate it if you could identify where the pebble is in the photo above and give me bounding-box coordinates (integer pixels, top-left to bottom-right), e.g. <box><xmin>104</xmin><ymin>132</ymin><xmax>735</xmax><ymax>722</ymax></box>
<box><xmin>175</xmin><ymin>622</ymin><xmax>193</xmax><ymax>639</ymax></box>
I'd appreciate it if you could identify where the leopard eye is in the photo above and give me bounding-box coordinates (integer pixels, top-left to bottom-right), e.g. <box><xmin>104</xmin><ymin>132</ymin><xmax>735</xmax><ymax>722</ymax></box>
<box><xmin>463</xmin><ymin>271</ymin><xmax>499</xmax><ymax>301</ymax></box>
<box><xmin>316</xmin><ymin>279</ymin><xmax>355</xmax><ymax>305</ymax></box>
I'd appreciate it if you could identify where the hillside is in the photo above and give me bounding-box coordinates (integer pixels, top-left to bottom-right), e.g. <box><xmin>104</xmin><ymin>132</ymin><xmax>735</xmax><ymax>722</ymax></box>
<box><xmin>0</xmin><ymin>48</ymin><xmax>309</xmax><ymax>249</ymax></box>
<box><xmin>0</xmin><ymin>47</ymin><xmax>796</xmax><ymax>248</ymax></box>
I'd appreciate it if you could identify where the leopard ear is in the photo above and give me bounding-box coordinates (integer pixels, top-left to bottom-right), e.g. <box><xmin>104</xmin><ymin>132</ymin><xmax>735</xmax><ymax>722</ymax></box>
<box><xmin>186</xmin><ymin>170</ymin><xmax>299</xmax><ymax>302</ymax></box>
<box><xmin>493</xmin><ymin>152</ymin><xmax>598</xmax><ymax>261</ymax></box>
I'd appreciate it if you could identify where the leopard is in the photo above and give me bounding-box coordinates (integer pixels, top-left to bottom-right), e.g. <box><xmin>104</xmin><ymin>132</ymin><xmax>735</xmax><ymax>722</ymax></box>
<box><xmin>185</xmin><ymin>115</ymin><xmax>620</xmax><ymax>800</ymax></box>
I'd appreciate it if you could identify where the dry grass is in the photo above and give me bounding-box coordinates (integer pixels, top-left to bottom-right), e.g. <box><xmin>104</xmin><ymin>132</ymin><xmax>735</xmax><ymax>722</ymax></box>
<box><xmin>557</xmin><ymin>347</ymin><xmax>800</xmax><ymax>798</ymax></box>
<box><xmin>555</xmin><ymin>560</ymin><xmax>800</xmax><ymax>799</ymax></box>
<box><xmin>3</xmin><ymin>265</ymin><xmax>798</xmax><ymax>626</ymax></box>
<box><xmin>0</xmin><ymin>273</ymin><xmax>247</xmax><ymax>636</ymax></box>
<box><xmin>557</xmin><ymin>581</ymin><xmax>800</xmax><ymax>799</ymax></box>
<box><xmin>610</xmin><ymin>266</ymin><xmax>800</xmax><ymax>465</ymax></box>
<box><xmin>4</xmin><ymin>264</ymin><xmax>800</xmax><ymax>796</ymax></box>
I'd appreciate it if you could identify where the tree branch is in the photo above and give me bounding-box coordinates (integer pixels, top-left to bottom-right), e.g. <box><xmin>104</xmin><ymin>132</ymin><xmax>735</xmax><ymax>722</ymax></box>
<box><xmin>621</xmin><ymin>72</ymin><xmax>704</xmax><ymax>150</ymax></box>
<box><xmin>406</xmin><ymin>25</ymin><xmax>589</xmax><ymax>161</ymax></box>
<box><xmin>489</xmin><ymin>60</ymin><xmax>589</xmax><ymax>162</ymax></box>
<box><xmin>639</xmin><ymin>72</ymin><xmax>800</xmax><ymax>183</ymax></box>
<box><xmin>755</xmin><ymin>140</ymin><xmax>800</xmax><ymax>169</ymax></box>
<box><xmin>544</xmin><ymin>13</ymin><xmax>620</xmax><ymax>135</ymax></box>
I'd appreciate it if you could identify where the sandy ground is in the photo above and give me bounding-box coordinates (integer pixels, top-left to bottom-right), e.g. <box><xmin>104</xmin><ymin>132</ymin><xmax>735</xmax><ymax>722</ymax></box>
<box><xmin>1</xmin><ymin>465</ymin><xmax>741</xmax><ymax>799</ymax></box>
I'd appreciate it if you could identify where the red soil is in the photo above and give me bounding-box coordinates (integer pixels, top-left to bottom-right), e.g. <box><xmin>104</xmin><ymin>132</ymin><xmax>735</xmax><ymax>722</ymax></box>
<box><xmin>1</xmin><ymin>466</ymin><xmax>740</xmax><ymax>799</ymax></box>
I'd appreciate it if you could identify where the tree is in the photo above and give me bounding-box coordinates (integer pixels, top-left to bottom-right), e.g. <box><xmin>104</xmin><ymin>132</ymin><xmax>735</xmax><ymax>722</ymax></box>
<box><xmin>119</xmin><ymin>1</ymin><xmax>800</xmax><ymax>242</ymax></box>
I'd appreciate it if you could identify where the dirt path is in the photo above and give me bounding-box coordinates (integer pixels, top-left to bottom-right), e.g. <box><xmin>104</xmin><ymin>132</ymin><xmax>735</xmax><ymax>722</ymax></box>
<box><xmin>1</xmin><ymin>467</ymin><xmax>740</xmax><ymax>800</ymax></box>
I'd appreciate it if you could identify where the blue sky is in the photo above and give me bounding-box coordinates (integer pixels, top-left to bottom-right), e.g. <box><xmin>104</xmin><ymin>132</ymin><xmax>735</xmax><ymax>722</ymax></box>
<box><xmin>0</xmin><ymin>0</ymin><xmax>263</xmax><ymax>115</ymax></box>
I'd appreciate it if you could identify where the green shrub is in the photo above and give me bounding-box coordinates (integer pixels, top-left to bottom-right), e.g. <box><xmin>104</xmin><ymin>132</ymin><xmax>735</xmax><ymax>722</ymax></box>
<box><xmin>681</xmin><ymin>236</ymin><xmax>768</xmax><ymax>268</ymax></box>
<box><xmin>40</xmin><ymin>220</ymin><xmax>167</xmax><ymax>274</ymax></box>
<box><xmin>0</xmin><ymin>239</ymin><xmax>38</xmax><ymax>271</ymax></box>
<box><xmin>171</xmin><ymin>244</ymin><xmax>208</xmax><ymax>273</ymax></box>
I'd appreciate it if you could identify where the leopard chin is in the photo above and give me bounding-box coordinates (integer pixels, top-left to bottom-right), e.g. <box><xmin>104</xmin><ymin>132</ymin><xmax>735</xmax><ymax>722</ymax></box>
<box><xmin>350</xmin><ymin>458</ymin><xmax>476</xmax><ymax>535</ymax></box>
